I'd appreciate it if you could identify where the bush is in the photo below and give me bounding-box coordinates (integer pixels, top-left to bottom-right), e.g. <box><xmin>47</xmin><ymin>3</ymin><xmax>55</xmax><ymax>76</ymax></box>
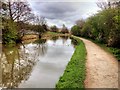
<box><xmin>2</xmin><ymin>20</ymin><xmax>18</xmax><ymax>44</ymax></box>
<box><xmin>81</xmin><ymin>6</ymin><xmax>120</xmax><ymax>48</ymax></box>
<box><xmin>71</xmin><ymin>25</ymin><xmax>81</xmax><ymax>36</ymax></box>
<box><xmin>61</xmin><ymin>28</ymin><xmax>69</xmax><ymax>34</ymax></box>
<box><xmin>50</xmin><ymin>25</ymin><xmax>58</xmax><ymax>32</ymax></box>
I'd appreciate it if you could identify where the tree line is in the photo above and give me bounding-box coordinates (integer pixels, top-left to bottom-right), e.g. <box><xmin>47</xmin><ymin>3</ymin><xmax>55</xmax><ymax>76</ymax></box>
<box><xmin>71</xmin><ymin>0</ymin><xmax>120</xmax><ymax>48</ymax></box>
<box><xmin>50</xmin><ymin>24</ymin><xmax>69</xmax><ymax>34</ymax></box>
<box><xmin>1</xmin><ymin>0</ymin><xmax>69</xmax><ymax>44</ymax></box>
<box><xmin>1</xmin><ymin>0</ymin><xmax>48</xmax><ymax>44</ymax></box>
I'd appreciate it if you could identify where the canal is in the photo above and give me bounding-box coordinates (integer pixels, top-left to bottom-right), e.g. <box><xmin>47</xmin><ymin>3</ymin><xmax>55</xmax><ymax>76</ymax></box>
<box><xmin>1</xmin><ymin>36</ymin><xmax>75</xmax><ymax>88</ymax></box>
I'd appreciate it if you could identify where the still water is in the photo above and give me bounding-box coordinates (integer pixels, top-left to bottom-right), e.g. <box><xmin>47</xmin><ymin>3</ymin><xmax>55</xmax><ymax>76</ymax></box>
<box><xmin>0</xmin><ymin>36</ymin><xmax>75</xmax><ymax>88</ymax></box>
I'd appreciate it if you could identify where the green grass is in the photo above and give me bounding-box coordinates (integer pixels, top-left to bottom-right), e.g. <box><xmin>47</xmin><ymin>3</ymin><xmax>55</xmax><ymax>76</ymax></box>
<box><xmin>56</xmin><ymin>36</ymin><xmax>86</xmax><ymax>89</ymax></box>
<box><xmin>108</xmin><ymin>47</ymin><xmax>120</xmax><ymax>61</ymax></box>
<box><xmin>88</xmin><ymin>39</ymin><xmax>120</xmax><ymax>61</ymax></box>
<box><xmin>45</xmin><ymin>31</ymin><xmax>59</xmax><ymax>35</ymax></box>
<box><xmin>97</xmin><ymin>44</ymin><xmax>120</xmax><ymax>61</ymax></box>
<box><xmin>43</xmin><ymin>31</ymin><xmax>70</xmax><ymax>37</ymax></box>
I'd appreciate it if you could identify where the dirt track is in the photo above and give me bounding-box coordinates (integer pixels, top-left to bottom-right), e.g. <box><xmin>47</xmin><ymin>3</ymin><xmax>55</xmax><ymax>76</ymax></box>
<box><xmin>80</xmin><ymin>38</ymin><xmax>118</xmax><ymax>88</ymax></box>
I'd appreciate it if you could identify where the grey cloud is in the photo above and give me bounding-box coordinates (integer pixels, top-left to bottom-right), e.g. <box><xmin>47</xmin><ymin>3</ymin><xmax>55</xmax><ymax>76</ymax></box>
<box><xmin>28</xmin><ymin>0</ymin><xmax>98</xmax><ymax>2</ymax></box>
<box><xmin>30</xmin><ymin>2</ymin><xmax>82</xmax><ymax>19</ymax></box>
<box><xmin>40</xmin><ymin>3</ymin><xmax>76</xmax><ymax>14</ymax></box>
<box><xmin>28</xmin><ymin>1</ymin><xmax>100</xmax><ymax>28</ymax></box>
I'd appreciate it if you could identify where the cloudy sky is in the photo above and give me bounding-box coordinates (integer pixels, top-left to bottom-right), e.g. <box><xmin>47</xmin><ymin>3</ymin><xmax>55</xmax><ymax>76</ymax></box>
<box><xmin>28</xmin><ymin>0</ymin><xmax>102</xmax><ymax>28</ymax></box>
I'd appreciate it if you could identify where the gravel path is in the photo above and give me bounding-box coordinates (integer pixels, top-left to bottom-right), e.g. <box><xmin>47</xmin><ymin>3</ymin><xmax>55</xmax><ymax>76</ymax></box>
<box><xmin>80</xmin><ymin>38</ymin><xmax>118</xmax><ymax>88</ymax></box>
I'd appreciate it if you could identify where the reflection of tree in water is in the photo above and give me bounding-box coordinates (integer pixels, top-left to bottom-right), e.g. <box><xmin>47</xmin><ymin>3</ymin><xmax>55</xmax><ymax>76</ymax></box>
<box><xmin>61</xmin><ymin>36</ymin><xmax>69</xmax><ymax>40</ymax></box>
<box><xmin>1</xmin><ymin>45</ymin><xmax>35</xmax><ymax>88</ymax></box>
<box><xmin>33</xmin><ymin>39</ymin><xmax>47</xmax><ymax>56</ymax></box>
<box><xmin>61</xmin><ymin>36</ymin><xmax>69</xmax><ymax>44</ymax></box>
<box><xmin>1</xmin><ymin>39</ymin><xmax>47</xmax><ymax>88</ymax></box>
<box><xmin>70</xmin><ymin>37</ymin><xmax>79</xmax><ymax>48</ymax></box>
<box><xmin>51</xmin><ymin>36</ymin><xmax>59</xmax><ymax>43</ymax></box>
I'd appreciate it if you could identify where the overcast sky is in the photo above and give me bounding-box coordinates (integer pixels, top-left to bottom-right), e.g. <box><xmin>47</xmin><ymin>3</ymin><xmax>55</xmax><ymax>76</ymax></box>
<box><xmin>28</xmin><ymin>0</ymin><xmax>101</xmax><ymax>28</ymax></box>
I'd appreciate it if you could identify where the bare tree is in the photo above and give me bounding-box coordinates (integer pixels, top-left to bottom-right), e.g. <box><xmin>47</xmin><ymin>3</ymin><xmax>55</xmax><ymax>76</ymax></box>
<box><xmin>96</xmin><ymin>0</ymin><xmax>109</xmax><ymax>9</ymax></box>
<box><xmin>40</xmin><ymin>17</ymin><xmax>47</xmax><ymax>26</ymax></box>
<box><xmin>50</xmin><ymin>25</ymin><xmax>58</xmax><ymax>32</ymax></box>
<box><xmin>96</xmin><ymin>0</ymin><xmax>119</xmax><ymax>9</ymax></box>
<box><xmin>1</xmin><ymin>0</ymin><xmax>35</xmax><ymax>43</ymax></box>
<box><xmin>61</xmin><ymin>24</ymin><xmax>69</xmax><ymax>34</ymax></box>
<box><xmin>3</xmin><ymin>0</ymin><xmax>34</xmax><ymax>22</ymax></box>
<box><xmin>76</xmin><ymin>19</ymin><xmax>85</xmax><ymax>29</ymax></box>
<box><xmin>35</xmin><ymin>16</ymin><xmax>47</xmax><ymax>38</ymax></box>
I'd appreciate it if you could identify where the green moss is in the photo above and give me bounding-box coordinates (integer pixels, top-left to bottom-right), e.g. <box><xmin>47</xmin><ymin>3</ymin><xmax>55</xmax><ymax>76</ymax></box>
<box><xmin>56</xmin><ymin>36</ymin><xmax>86</xmax><ymax>89</ymax></box>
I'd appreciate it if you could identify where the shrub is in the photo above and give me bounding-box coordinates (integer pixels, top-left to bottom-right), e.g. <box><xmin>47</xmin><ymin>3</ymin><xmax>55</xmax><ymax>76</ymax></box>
<box><xmin>71</xmin><ymin>25</ymin><xmax>81</xmax><ymax>36</ymax></box>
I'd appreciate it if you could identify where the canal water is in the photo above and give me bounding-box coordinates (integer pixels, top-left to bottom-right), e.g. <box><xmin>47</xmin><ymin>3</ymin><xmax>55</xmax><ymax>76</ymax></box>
<box><xmin>1</xmin><ymin>36</ymin><xmax>75</xmax><ymax>88</ymax></box>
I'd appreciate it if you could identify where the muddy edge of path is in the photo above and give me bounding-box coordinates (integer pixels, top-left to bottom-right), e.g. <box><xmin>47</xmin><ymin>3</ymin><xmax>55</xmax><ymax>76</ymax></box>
<box><xmin>80</xmin><ymin>38</ymin><xmax>118</xmax><ymax>88</ymax></box>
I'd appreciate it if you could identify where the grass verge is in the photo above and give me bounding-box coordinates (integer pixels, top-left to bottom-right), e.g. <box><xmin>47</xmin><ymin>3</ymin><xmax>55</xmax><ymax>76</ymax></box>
<box><xmin>42</xmin><ymin>31</ymin><xmax>70</xmax><ymax>37</ymax></box>
<box><xmin>56</xmin><ymin>36</ymin><xmax>86</xmax><ymax>88</ymax></box>
<box><xmin>22</xmin><ymin>34</ymin><xmax>38</xmax><ymax>40</ymax></box>
<box><xmin>89</xmin><ymin>39</ymin><xmax>120</xmax><ymax>61</ymax></box>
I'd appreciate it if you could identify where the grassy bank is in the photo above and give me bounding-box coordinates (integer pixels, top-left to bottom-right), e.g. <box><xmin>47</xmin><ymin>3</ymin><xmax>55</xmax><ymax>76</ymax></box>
<box><xmin>22</xmin><ymin>34</ymin><xmax>38</xmax><ymax>40</ymax></box>
<box><xmin>97</xmin><ymin>44</ymin><xmax>120</xmax><ymax>61</ymax></box>
<box><xmin>56</xmin><ymin>36</ymin><xmax>86</xmax><ymax>88</ymax></box>
<box><xmin>42</xmin><ymin>31</ymin><xmax>70</xmax><ymax>38</ymax></box>
<box><xmin>107</xmin><ymin>47</ymin><xmax>120</xmax><ymax>61</ymax></box>
<box><xmin>22</xmin><ymin>32</ymin><xmax>70</xmax><ymax>40</ymax></box>
<box><xmin>88</xmin><ymin>39</ymin><xmax>120</xmax><ymax>61</ymax></box>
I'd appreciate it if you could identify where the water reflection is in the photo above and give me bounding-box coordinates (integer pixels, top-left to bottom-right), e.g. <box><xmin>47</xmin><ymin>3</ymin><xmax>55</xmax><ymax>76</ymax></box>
<box><xmin>60</xmin><ymin>36</ymin><xmax>69</xmax><ymax>44</ymax></box>
<box><xmin>1</xmin><ymin>39</ymin><xmax>47</xmax><ymax>88</ymax></box>
<box><xmin>51</xmin><ymin>36</ymin><xmax>59</xmax><ymax>43</ymax></box>
<box><xmin>1</xmin><ymin>37</ymin><xmax>75</xmax><ymax>88</ymax></box>
<box><xmin>33</xmin><ymin>39</ymin><xmax>47</xmax><ymax>56</ymax></box>
<box><xmin>70</xmin><ymin>37</ymin><xmax>79</xmax><ymax>47</ymax></box>
<box><xmin>61</xmin><ymin>36</ymin><xmax>69</xmax><ymax>40</ymax></box>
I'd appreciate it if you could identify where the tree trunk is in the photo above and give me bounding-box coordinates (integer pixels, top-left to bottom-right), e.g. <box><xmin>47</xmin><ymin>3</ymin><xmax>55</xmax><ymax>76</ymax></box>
<box><xmin>8</xmin><ymin>1</ymin><xmax>13</xmax><ymax>21</ymax></box>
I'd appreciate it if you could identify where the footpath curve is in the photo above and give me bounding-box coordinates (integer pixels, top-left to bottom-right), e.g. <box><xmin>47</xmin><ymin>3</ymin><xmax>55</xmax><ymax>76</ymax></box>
<box><xmin>80</xmin><ymin>38</ymin><xmax>118</xmax><ymax>88</ymax></box>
